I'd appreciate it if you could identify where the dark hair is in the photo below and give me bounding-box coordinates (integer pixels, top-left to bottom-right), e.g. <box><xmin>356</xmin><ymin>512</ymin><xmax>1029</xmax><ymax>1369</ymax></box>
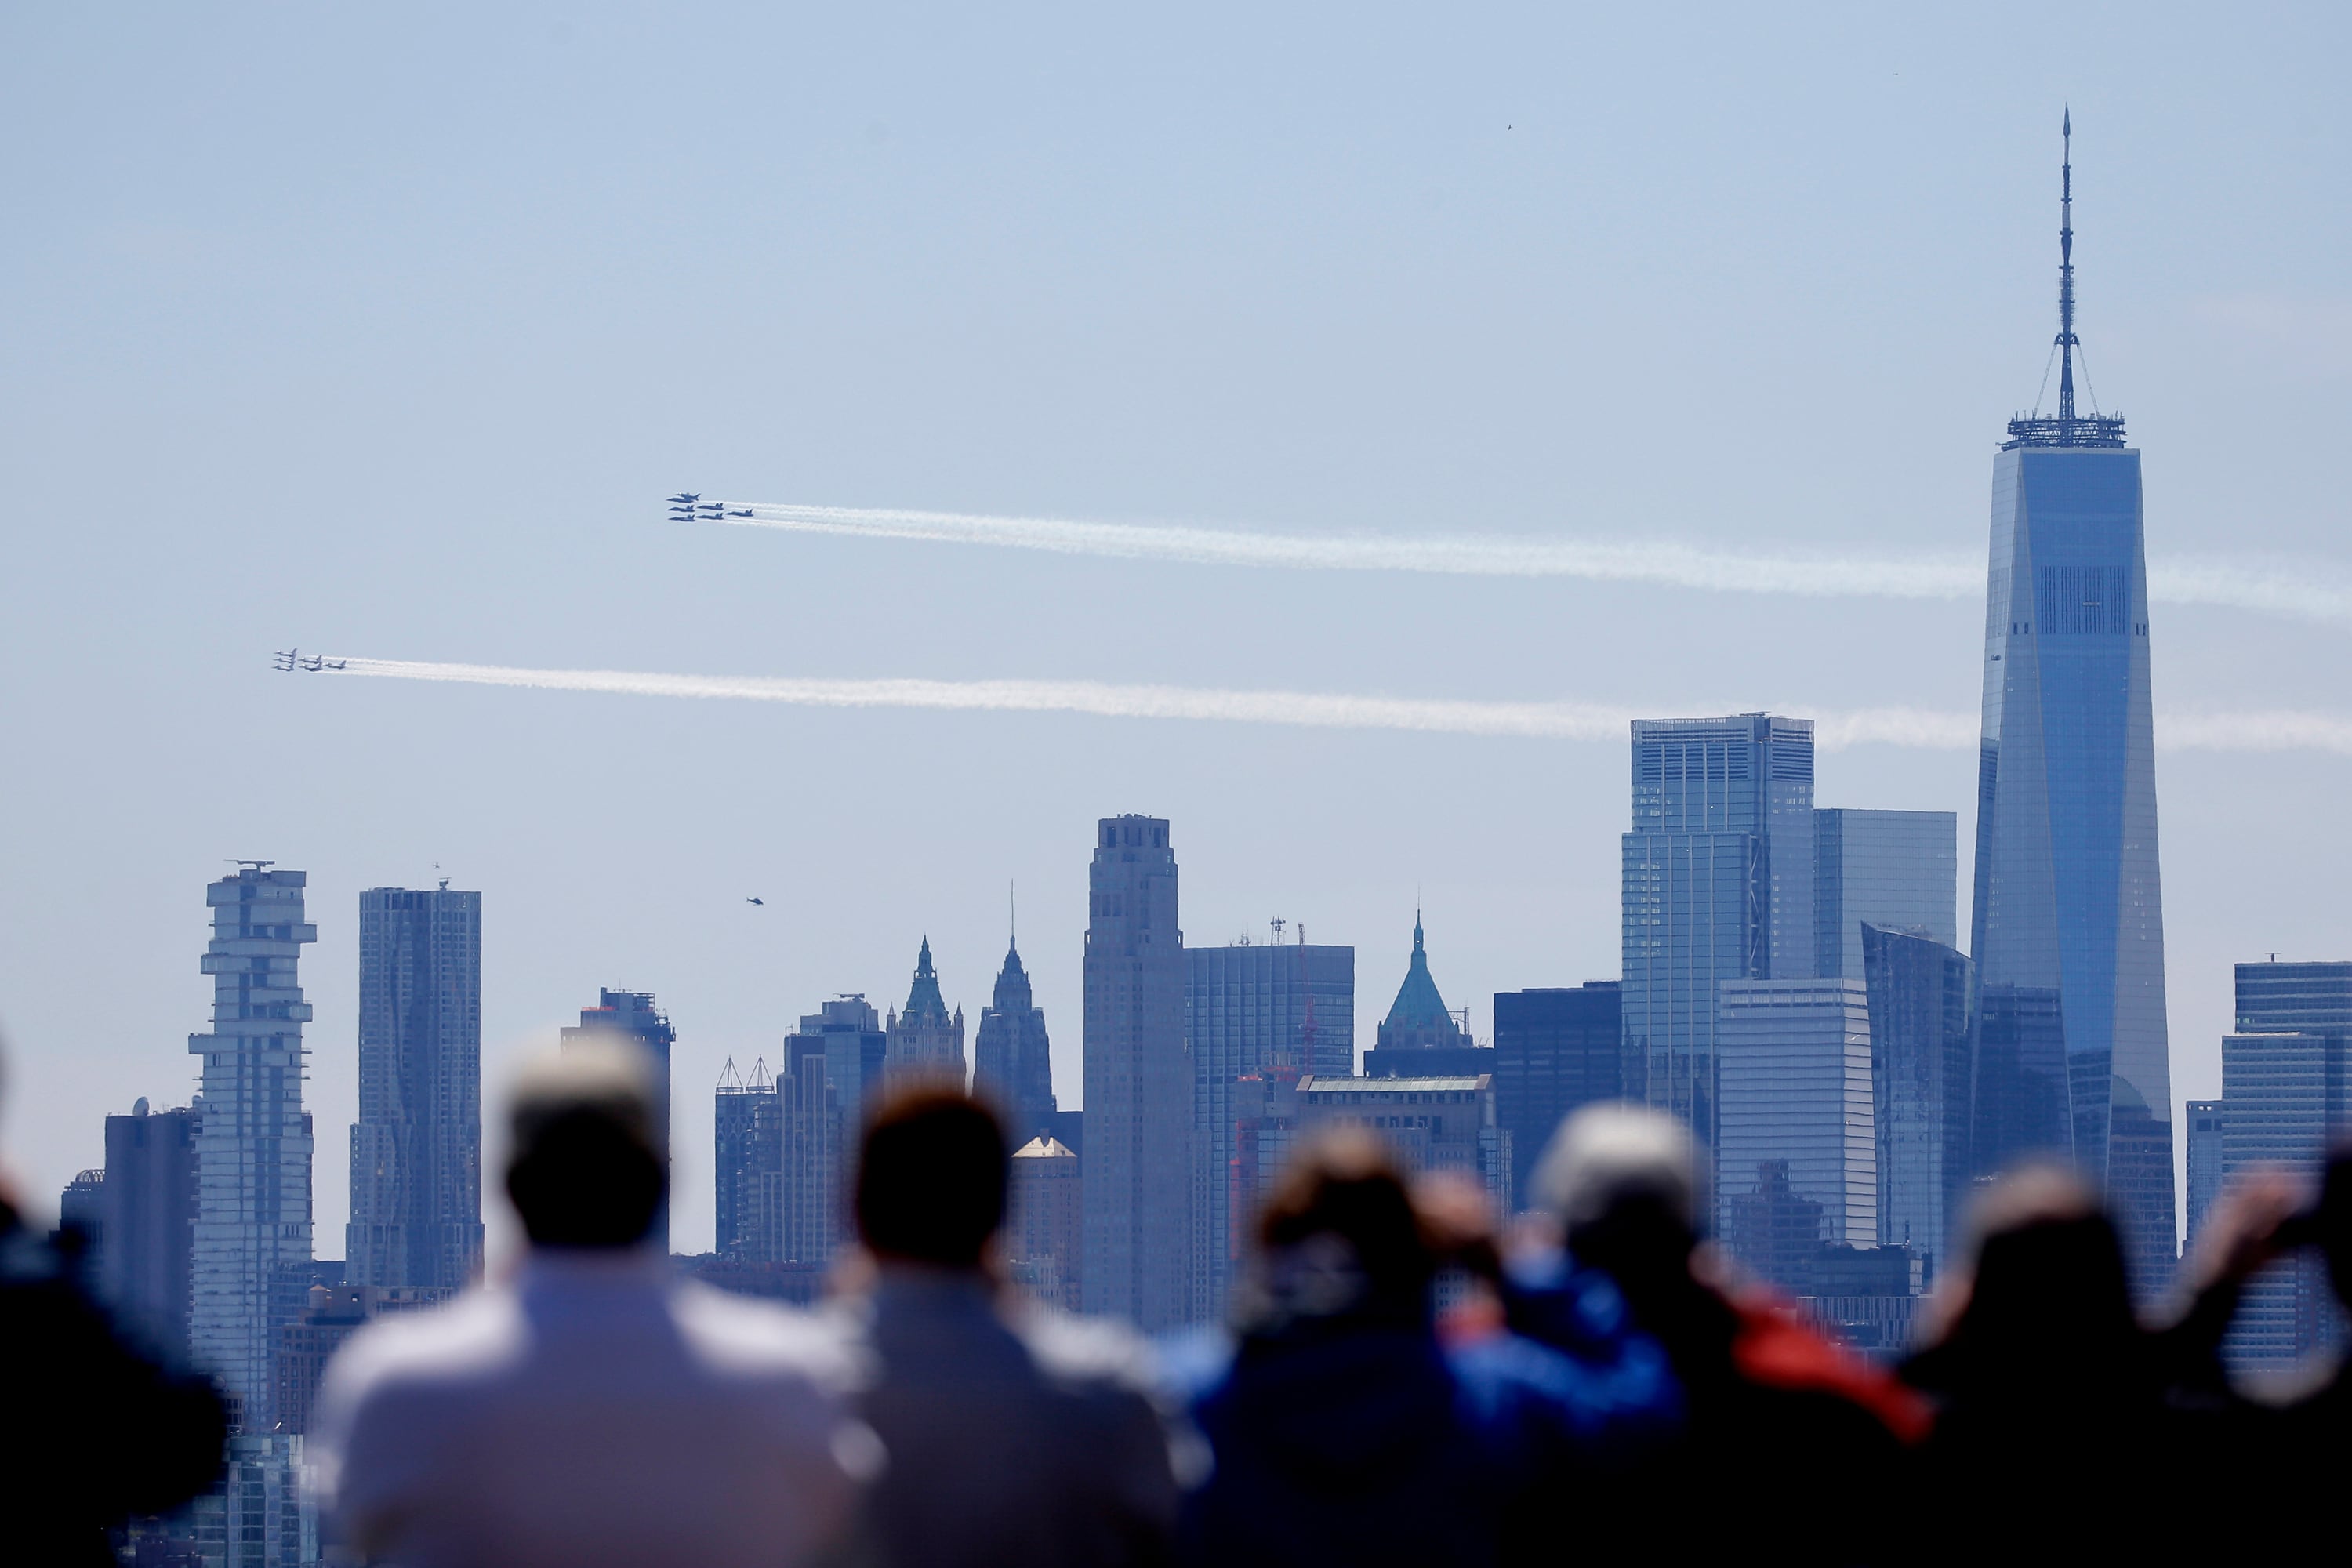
<box><xmin>2319</xmin><ymin>1139</ymin><xmax>2352</xmax><ymax>1309</ymax></box>
<box><xmin>855</xmin><ymin>1089</ymin><xmax>1009</xmax><ymax>1269</ymax></box>
<box><xmin>506</xmin><ymin>1106</ymin><xmax>665</xmax><ymax>1248</ymax></box>
<box><xmin>1255</xmin><ymin>1129</ymin><xmax>1437</xmax><ymax>1316</ymax></box>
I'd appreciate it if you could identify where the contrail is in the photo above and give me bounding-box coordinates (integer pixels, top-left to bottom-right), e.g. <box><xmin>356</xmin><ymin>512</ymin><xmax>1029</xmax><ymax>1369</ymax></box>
<box><xmin>317</xmin><ymin>657</ymin><xmax>2352</xmax><ymax>756</ymax></box>
<box><xmin>701</xmin><ymin>502</ymin><xmax>2352</xmax><ymax>624</ymax></box>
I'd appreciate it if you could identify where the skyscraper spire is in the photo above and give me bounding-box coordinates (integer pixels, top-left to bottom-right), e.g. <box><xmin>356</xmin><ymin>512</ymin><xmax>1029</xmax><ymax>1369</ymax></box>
<box><xmin>2056</xmin><ymin>106</ymin><xmax>2078</xmax><ymax>422</ymax></box>
<box><xmin>2006</xmin><ymin>108</ymin><xmax>2123</xmax><ymax>451</ymax></box>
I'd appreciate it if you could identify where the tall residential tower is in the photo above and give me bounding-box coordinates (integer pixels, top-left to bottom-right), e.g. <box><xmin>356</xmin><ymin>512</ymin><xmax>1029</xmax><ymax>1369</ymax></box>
<box><xmin>1969</xmin><ymin>117</ymin><xmax>2176</xmax><ymax>1288</ymax></box>
<box><xmin>347</xmin><ymin>884</ymin><xmax>484</xmax><ymax>1294</ymax></box>
<box><xmin>188</xmin><ymin>864</ymin><xmax>318</xmax><ymax>1425</ymax></box>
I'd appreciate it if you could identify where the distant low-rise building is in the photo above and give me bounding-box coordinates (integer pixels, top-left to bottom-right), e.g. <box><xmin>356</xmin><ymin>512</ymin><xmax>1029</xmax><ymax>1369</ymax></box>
<box><xmin>1294</xmin><ymin>1073</ymin><xmax>1510</xmax><ymax>1209</ymax></box>
<box><xmin>1007</xmin><ymin>1135</ymin><xmax>1082</xmax><ymax>1313</ymax></box>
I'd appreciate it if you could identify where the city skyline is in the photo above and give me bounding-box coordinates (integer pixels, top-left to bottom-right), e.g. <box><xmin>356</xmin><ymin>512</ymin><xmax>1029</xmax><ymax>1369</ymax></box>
<box><xmin>10</xmin><ymin>9</ymin><xmax>2352</xmax><ymax>1266</ymax></box>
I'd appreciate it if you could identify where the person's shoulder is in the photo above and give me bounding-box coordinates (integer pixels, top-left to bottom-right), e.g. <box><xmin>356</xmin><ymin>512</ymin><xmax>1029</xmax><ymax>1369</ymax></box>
<box><xmin>1008</xmin><ymin>1301</ymin><xmax>1166</xmax><ymax>1399</ymax></box>
<box><xmin>328</xmin><ymin>1287</ymin><xmax>524</xmax><ymax>1396</ymax></box>
<box><xmin>670</xmin><ymin>1281</ymin><xmax>862</xmax><ymax>1387</ymax></box>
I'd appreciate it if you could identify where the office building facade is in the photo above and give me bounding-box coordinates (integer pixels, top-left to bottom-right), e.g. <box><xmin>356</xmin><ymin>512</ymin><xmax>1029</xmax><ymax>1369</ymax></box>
<box><xmin>974</xmin><ymin>938</ymin><xmax>1059</xmax><ymax>1145</ymax></box>
<box><xmin>1294</xmin><ymin>1073</ymin><xmax>1511</xmax><ymax>1206</ymax></box>
<box><xmin>1861</xmin><ymin>924</ymin><xmax>1972</xmax><ymax>1279</ymax></box>
<box><xmin>1716</xmin><ymin>979</ymin><xmax>1875</xmax><ymax>1254</ymax></box>
<box><xmin>2183</xmin><ymin>1098</ymin><xmax>2225</xmax><ymax>1251</ymax></box>
<box><xmin>1623</xmin><ymin>713</ymin><xmax>1817</xmax><ymax>1149</ymax></box>
<box><xmin>1814</xmin><ymin>808</ymin><xmax>1958</xmax><ymax>981</ymax></box>
<box><xmin>713</xmin><ymin>1057</ymin><xmax>783</xmax><ymax>1261</ymax></box>
<box><xmin>2220</xmin><ymin>960</ymin><xmax>2352</xmax><ymax>1368</ymax></box>
<box><xmin>1491</xmin><ymin>982</ymin><xmax>1622</xmax><ymax>1210</ymax></box>
<box><xmin>1008</xmin><ymin>1135</ymin><xmax>1083</xmax><ymax>1313</ymax></box>
<box><xmin>1969</xmin><ymin>125</ymin><xmax>2176</xmax><ymax>1291</ymax></box>
<box><xmin>1082</xmin><ymin>815</ymin><xmax>1192</xmax><ymax>1330</ymax></box>
<box><xmin>561</xmin><ymin>989</ymin><xmax>677</xmax><ymax>1251</ymax></box>
<box><xmin>1187</xmin><ymin>935</ymin><xmax>1354</xmax><ymax>1316</ymax></box>
<box><xmin>347</xmin><ymin>885</ymin><xmax>483</xmax><ymax>1294</ymax></box>
<box><xmin>884</xmin><ymin>938</ymin><xmax>966</xmax><ymax>1087</ymax></box>
<box><xmin>189</xmin><ymin>865</ymin><xmax>318</xmax><ymax>1428</ymax></box>
<box><xmin>780</xmin><ymin>996</ymin><xmax>887</xmax><ymax>1268</ymax></box>
<box><xmin>100</xmin><ymin>1099</ymin><xmax>200</xmax><ymax>1357</ymax></box>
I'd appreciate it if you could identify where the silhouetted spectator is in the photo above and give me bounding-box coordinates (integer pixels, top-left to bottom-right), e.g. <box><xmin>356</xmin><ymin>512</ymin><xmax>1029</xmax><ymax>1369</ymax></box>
<box><xmin>0</xmin><ymin>1030</ymin><xmax>226</xmax><ymax>1566</ymax></box>
<box><xmin>2160</xmin><ymin>1143</ymin><xmax>2352</xmax><ymax>1527</ymax></box>
<box><xmin>0</xmin><ymin>1191</ymin><xmax>227</xmax><ymax>1565</ymax></box>
<box><xmin>1902</xmin><ymin>1164</ymin><xmax>2234</xmax><ymax>1567</ymax></box>
<box><xmin>1516</xmin><ymin>1104</ymin><xmax>1920</xmax><ymax>1566</ymax></box>
<box><xmin>311</xmin><ymin>1040</ymin><xmax>876</xmax><ymax>1568</ymax></box>
<box><xmin>838</xmin><ymin>1087</ymin><xmax>1181</xmax><ymax>1568</ymax></box>
<box><xmin>1176</xmin><ymin>1129</ymin><xmax>1675</xmax><ymax>1568</ymax></box>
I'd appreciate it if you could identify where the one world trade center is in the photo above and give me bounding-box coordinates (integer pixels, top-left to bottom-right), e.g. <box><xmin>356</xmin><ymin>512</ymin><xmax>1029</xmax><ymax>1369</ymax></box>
<box><xmin>1970</xmin><ymin>114</ymin><xmax>2176</xmax><ymax>1291</ymax></box>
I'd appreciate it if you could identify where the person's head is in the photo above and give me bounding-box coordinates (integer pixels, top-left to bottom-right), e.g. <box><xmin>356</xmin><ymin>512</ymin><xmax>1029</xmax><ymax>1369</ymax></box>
<box><xmin>855</xmin><ymin>1088</ymin><xmax>1008</xmax><ymax>1270</ymax></box>
<box><xmin>1935</xmin><ymin>1163</ymin><xmax>2137</xmax><ymax>1374</ymax></box>
<box><xmin>504</xmin><ymin>1040</ymin><xmax>666</xmax><ymax>1250</ymax></box>
<box><xmin>1532</xmin><ymin>1102</ymin><xmax>1707</xmax><ymax>1279</ymax></box>
<box><xmin>1249</xmin><ymin>1129</ymin><xmax>1436</xmax><ymax>1327</ymax></box>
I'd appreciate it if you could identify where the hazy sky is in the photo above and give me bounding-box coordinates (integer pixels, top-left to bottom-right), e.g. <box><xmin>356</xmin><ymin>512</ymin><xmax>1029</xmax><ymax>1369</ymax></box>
<box><xmin>4</xmin><ymin>4</ymin><xmax>2347</xmax><ymax>1258</ymax></box>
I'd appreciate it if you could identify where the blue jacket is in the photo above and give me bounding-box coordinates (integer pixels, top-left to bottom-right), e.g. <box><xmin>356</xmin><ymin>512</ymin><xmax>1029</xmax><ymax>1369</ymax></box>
<box><xmin>1173</xmin><ymin>1296</ymin><xmax>1675</xmax><ymax>1567</ymax></box>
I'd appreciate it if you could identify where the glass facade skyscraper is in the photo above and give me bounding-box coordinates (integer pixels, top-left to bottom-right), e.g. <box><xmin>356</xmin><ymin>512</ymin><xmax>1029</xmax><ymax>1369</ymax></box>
<box><xmin>1861</xmin><ymin>924</ymin><xmax>1971</xmax><ymax>1279</ymax></box>
<box><xmin>1969</xmin><ymin>126</ymin><xmax>2176</xmax><ymax>1290</ymax></box>
<box><xmin>347</xmin><ymin>885</ymin><xmax>483</xmax><ymax>1295</ymax></box>
<box><xmin>1491</xmin><ymin>982</ymin><xmax>1622</xmax><ymax>1210</ymax></box>
<box><xmin>1814</xmin><ymin>809</ymin><xmax>1957</xmax><ymax>981</ymax></box>
<box><xmin>1623</xmin><ymin>713</ymin><xmax>1817</xmax><ymax>1152</ymax></box>
<box><xmin>2220</xmin><ymin>960</ymin><xmax>2352</xmax><ymax>1369</ymax></box>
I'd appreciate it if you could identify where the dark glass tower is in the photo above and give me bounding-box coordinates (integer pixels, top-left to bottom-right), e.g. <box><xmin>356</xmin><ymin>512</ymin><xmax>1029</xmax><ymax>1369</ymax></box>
<box><xmin>1970</xmin><ymin>115</ymin><xmax>2176</xmax><ymax>1291</ymax></box>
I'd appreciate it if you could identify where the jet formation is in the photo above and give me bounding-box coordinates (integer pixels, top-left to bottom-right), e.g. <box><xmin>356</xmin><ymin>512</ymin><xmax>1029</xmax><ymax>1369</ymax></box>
<box><xmin>667</xmin><ymin>493</ymin><xmax>751</xmax><ymax>521</ymax></box>
<box><xmin>273</xmin><ymin>649</ymin><xmax>347</xmax><ymax>673</ymax></box>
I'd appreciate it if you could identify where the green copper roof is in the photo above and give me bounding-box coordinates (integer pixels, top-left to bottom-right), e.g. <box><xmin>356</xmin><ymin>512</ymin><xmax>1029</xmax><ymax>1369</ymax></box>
<box><xmin>1381</xmin><ymin>915</ymin><xmax>1454</xmax><ymax>1033</ymax></box>
<box><xmin>903</xmin><ymin>936</ymin><xmax>949</xmax><ymax>1020</ymax></box>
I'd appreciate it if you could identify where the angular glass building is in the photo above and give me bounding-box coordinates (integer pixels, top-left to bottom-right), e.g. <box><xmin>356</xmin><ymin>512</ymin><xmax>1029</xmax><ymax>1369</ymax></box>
<box><xmin>1623</xmin><ymin>713</ymin><xmax>1817</xmax><ymax>1152</ymax></box>
<box><xmin>1969</xmin><ymin>118</ymin><xmax>2176</xmax><ymax>1290</ymax></box>
<box><xmin>1862</xmin><ymin>924</ymin><xmax>1971</xmax><ymax>1279</ymax></box>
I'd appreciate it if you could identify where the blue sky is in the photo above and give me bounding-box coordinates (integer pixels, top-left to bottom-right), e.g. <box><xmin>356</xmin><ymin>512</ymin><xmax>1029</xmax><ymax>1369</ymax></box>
<box><xmin>3</xmin><ymin>3</ymin><xmax>2347</xmax><ymax>1254</ymax></box>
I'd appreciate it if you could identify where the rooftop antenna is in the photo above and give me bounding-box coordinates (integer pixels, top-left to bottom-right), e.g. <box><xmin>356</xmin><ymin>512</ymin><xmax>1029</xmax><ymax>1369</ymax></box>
<box><xmin>2056</xmin><ymin>106</ymin><xmax>2078</xmax><ymax>422</ymax></box>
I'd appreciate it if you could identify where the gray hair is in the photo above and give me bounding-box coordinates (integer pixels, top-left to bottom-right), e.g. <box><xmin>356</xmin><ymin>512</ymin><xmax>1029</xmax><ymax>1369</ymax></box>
<box><xmin>1531</xmin><ymin>1102</ymin><xmax>1708</xmax><ymax>1234</ymax></box>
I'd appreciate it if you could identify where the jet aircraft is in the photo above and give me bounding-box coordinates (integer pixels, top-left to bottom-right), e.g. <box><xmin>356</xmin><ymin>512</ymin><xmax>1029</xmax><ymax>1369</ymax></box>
<box><xmin>668</xmin><ymin>492</ymin><xmax>700</xmax><ymax>504</ymax></box>
<box><xmin>274</xmin><ymin>648</ymin><xmax>299</xmax><ymax>671</ymax></box>
<box><xmin>726</xmin><ymin>509</ymin><xmax>753</xmax><ymax>518</ymax></box>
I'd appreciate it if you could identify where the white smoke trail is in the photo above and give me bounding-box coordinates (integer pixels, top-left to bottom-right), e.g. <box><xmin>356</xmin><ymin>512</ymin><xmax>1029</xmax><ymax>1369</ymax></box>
<box><xmin>712</xmin><ymin>502</ymin><xmax>1980</xmax><ymax>599</ymax></box>
<box><xmin>318</xmin><ymin>657</ymin><xmax>2352</xmax><ymax>756</ymax></box>
<box><xmin>705</xmin><ymin>503</ymin><xmax>2352</xmax><ymax>624</ymax></box>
